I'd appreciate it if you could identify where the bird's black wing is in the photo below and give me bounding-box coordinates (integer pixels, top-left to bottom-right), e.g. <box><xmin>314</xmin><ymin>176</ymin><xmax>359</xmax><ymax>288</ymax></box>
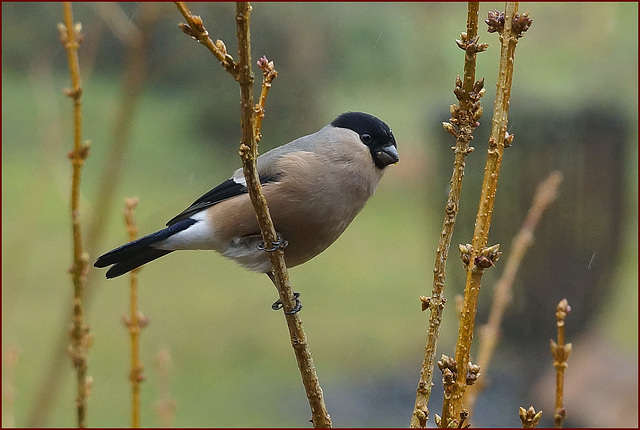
<box><xmin>166</xmin><ymin>173</ymin><xmax>281</xmax><ymax>226</ymax></box>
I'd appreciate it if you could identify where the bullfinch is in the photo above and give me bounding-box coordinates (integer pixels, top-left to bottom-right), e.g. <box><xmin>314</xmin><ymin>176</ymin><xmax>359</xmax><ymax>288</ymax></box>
<box><xmin>94</xmin><ymin>112</ymin><xmax>398</xmax><ymax>311</ymax></box>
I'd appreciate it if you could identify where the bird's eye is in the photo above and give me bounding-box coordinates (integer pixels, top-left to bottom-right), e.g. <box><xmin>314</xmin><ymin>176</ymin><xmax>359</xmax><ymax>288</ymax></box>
<box><xmin>361</xmin><ymin>134</ymin><xmax>372</xmax><ymax>144</ymax></box>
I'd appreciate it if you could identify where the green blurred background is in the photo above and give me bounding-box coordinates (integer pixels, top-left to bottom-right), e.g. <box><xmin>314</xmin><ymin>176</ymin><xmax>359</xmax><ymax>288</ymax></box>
<box><xmin>2</xmin><ymin>2</ymin><xmax>637</xmax><ymax>427</ymax></box>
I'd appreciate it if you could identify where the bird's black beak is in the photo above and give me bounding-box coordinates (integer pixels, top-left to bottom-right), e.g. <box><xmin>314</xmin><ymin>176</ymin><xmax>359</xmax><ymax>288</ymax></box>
<box><xmin>374</xmin><ymin>144</ymin><xmax>399</xmax><ymax>168</ymax></box>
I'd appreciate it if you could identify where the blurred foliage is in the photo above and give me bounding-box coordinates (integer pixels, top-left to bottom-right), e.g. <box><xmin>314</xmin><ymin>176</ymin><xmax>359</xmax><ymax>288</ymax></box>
<box><xmin>2</xmin><ymin>2</ymin><xmax>637</xmax><ymax>428</ymax></box>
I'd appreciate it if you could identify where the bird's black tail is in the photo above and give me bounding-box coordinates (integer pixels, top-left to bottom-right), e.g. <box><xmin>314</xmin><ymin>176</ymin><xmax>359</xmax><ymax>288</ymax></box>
<box><xmin>95</xmin><ymin>217</ymin><xmax>196</xmax><ymax>278</ymax></box>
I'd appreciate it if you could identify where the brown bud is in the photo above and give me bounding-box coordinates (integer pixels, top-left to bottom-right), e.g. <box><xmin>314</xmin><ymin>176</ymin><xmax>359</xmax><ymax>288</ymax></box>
<box><xmin>438</xmin><ymin>354</ymin><xmax>457</xmax><ymax>373</ymax></box>
<box><xmin>519</xmin><ymin>406</ymin><xmax>542</xmax><ymax>428</ymax></box>
<box><xmin>443</xmin><ymin>122</ymin><xmax>458</xmax><ymax>138</ymax></box>
<box><xmin>57</xmin><ymin>23</ymin><xmax>67</xmax><ymax>41</ymax></box>
<box><xmin>179</xmin><ymin>23</ymin><xmax>197</xmax><ymax>39</ymax></box>
<box><xmin>505</xmin><ymin>132</ymin><xmax>515</xmax><ymax>147</ymax></box>
<box><xmin>442</xmin><ymin>367</ymin><xmax>455</xmax><ymax>385</ymax></box>
<box><xmin>416</xmin><ymin>403</ymin><xmax>429</xmax><ymax>427</ymax></box>
<box><xmin>486</xmin><ymin>10</ymin><xmax>505</xmax><ymax>34</ymax></box>
<box><xmin>420</xmin><ymin>295</ymin><xmax>431</xmax><ymax>311</ymax></box>
<box><xmin>215</xmin><ymin>39</ymin><xmax>228</xmax><ymax>55</ymax></box>
<box><xmin>434</xmin><ymin>414</ymin><xmax>442</xmax><ymax>428</ymax></box>
<box><xmin>459</xmin><ymin>409</ymin><xmax>470</xmax><ymax>428</ymax></box>
<box><xmin>512</xmin><ymin>12</ymin><xmax>533</xmax><ymax>38</ymax></box>
<box><xmin>475</xmin><ymin>243</ymin><xmax>502</xmax><ymax>269</ymax></box>
<box><xmin>472</xmin><ymin>105</ymin><xmax>484</xmax><ymax>123</ymax></box>
<box><xmin>137</xmin><ymin>313</ymin><xmax>150</xmax><ymax>329</ymax></box>
<box><xmin>476</xmin><ymin>42</ymin><xmax>489</xmax><ymax>53</ymax></box>
<box><xmin>466</xmin><ymin>362</ymin><xmax>482</xmax><ymax>385</ymax></box>
<box><xmin>556</xmin><ymin>298</ymin><xmax>571</xmax><ymax>320</ymax></box>
<box><xmin>474</xmin><ymin>255</ymin><xmax>493</xmax><ymax>269</ymax></box>
<box><xmin>459</xmin><ymin>243</ymin><xmax>473</xmax><ymax>266</ymax></box>
<box><xmin>191</xmin><ymin>15</ymin><xmax>205</xmax><ymax>33</ymax></box>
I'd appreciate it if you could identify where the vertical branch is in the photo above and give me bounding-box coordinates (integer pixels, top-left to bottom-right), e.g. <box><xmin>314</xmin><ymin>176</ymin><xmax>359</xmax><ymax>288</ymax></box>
<box><xmin>175</xmin><ymin>3</ymin><xmax>332</xmax><ymax>426</ymax></box>
<box><xmin>411</xmin><ymin>3</ymin><xmax>486</xmax><ymax>427</ymax></box>
<box><xmin>465</xmin><ymin>171</ymin><xmax>562</xmax><ymax>415</ymax></box>
<box><xmin>444</xmin><ymin>3</ymin><xmax>532</xmax><ymax>425</ymax></box>
<box><xmin>551</xmin><ymin>299</ymin><xmax>572</xmax><ymax>428</ymax></box>
<box><xmin>27</xmin><ymin>6</ymin><xmax>159</xmax><ymax>426</ymax></box>
<box><xmin>123</xmin><ymin>198</ymin><xmax>148</xmax><ymax>428</ymax></box>
<box><xmin>59</xmin><ymin>3</ymin><xmax>92</xmax><ymax>427</ymax></box>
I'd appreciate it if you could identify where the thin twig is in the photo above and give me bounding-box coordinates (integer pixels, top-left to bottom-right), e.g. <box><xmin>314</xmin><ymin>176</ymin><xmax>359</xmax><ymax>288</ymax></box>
<box><xmin>444</xmin><ymin>3</ymin><xmax>532</xmax><ymax>424</ymax></box>
<box><xmin>175</xmin><ymin>2</ymin><xmax>238</xmax><ymax>77</ymax></box>
<box><xmin>59</xmin><ymin>3</ymin><xmax>92</xmax><ymax>427</ymax></box>
<box><xmin>254</xmin><ymin>55</ymin><xmax>278</xmax><ymax>143</ymax></box>
<box><xmin>123</xmin><ymin>197</ymin><xmax>148</xmax><ymax>428</ymax></box>
<box><xmin>175</xmin><ymin>2</ymin><xmax>331</xmax><ymax>426</ymax></box>
<box><xmin>411</xmin><ymin>3</ymin><xmax>485</xmax><ymax>427</ymax></box>
<box><xmin>551</xmin><ymin>299</ymin><xmax>572</xmax><ymax>428</ymax></box>
<box><xmin>465</xmin><ymin>171</ymin><xmax>563</xmax><ymax>415</ymax></box>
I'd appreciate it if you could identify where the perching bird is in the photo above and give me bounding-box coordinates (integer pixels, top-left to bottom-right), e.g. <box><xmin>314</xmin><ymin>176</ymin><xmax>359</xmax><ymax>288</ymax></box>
<box><xmin>94</xmin><ymin>112</ymin><xmax>398</xmax><ymax>311</ymax></box>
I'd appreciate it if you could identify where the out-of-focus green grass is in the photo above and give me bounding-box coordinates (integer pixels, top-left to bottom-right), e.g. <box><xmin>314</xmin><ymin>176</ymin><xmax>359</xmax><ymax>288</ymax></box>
<box><xmin>2</xmin><ymin>2</ymin><xmax>637</xmax><ymax>427</ymax></box>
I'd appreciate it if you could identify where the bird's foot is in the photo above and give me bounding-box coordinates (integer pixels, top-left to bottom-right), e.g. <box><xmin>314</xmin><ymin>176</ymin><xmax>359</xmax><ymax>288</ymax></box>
<box><xmin>271</xmin><ymin>291</ymin><xmax>302</xmax><ymax>315</ymax></box>
<box><xmin>257</xmin><ymin>232</ymin><xmax>288</xmax><ymax>252</ymax></box>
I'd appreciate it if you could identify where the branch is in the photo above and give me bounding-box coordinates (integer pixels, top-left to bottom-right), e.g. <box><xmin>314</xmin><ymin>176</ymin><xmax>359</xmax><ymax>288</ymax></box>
<box><xmin>175</xmin><ymin>3</ymin><xmax>331</xmax><ymax>426</ymax></box>
<box><xmin>551</xmin><ymin>299</ymin><xmax>572</xmax><ymax>428</ymax></box>
<box><xmin>444</xmin><ymin>3</ymin><xmax>532</xmax><ymax>424</ymax></box>
<box><xmin>411</xmin><ymin>3</ymin><xmax>485</xmax><ymax>427</ymax></box>
<box><xmin>175</xmin><ymin>2</ymin><xmax>238</xmax><ymax>77</ymax></box>
<box><xmin>59</xmin><ymin>3</ymin><xmax>92</xmax><ymax>427</ymax></box>
<box><xmin>122</xmin><ymin>197</ymin><xmax>149</xmax><ymax>428</ymax></box>
<box><xmin>465</xmin><ymin>171</ymin><xmax>562</xmax><ymax>415</ymax></box>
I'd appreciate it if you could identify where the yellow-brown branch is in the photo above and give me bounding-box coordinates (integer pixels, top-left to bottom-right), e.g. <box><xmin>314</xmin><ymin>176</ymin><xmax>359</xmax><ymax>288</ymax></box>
<box><xmin>60</xmin><ymin>3</ymin><xmax>92</xmax><ymax>427</ymax></box>
<box><xmin>411</xmin><ymin>3</ymin><xmax>486</xmax><ymax>427</ymax></box>
<box><xmin>123</xmin><ymin>197</ymin><xmax>147</xmax><ymax>428</ymax></box>
<box><xmin>551</xmin><ymin>299</ymin><xmax>572</xmax><ymax>428</ymax></box>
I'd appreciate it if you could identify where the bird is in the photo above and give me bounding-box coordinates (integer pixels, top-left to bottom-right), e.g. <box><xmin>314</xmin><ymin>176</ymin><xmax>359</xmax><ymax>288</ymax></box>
<box><xmin>94</xmin><ymin>112</ymin><xmax>398</xmax><ymax>312</ymax></box>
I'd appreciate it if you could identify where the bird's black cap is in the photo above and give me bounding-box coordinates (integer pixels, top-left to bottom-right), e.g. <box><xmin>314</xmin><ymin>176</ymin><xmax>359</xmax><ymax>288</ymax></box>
<box><xmin>332</xmin><ymin>112</ymin><xmax>398</xmax><ymax>168</ymax></box>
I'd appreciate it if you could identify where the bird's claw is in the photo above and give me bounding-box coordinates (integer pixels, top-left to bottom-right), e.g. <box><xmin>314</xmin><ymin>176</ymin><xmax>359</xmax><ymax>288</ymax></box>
<box><xmin>257</xmin><ymin>233</ymin><xmax>289</xmax><ymax>252</ymax></box>
<box><xmin>272</xmin><ymin>291</ymin><xmax>302</xmax><ymax>315</ymax></box>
